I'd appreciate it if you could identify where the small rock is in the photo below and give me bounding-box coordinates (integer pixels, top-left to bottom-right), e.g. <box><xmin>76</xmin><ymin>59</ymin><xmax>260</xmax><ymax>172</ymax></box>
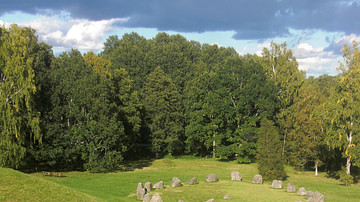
<box><xmin>145</xmin><ymin>182</ymin><xmax>152</xmax><ymax>192</ymax></box>
<box><xmin>153</xmin><ymin>181</ymin><xmax>164</xmax><ymax>189</ymax></box>
<box><xmin>178</xmin><ymin>200</ymin><xmax>184</xmax><ymax>202</ymax></box>
<box><xmin>205</xmin><ymin>174</ymin><xmax>219</xmax><ymax>182</ymax></box>
<box><xmin>224</xmin><ymin>194</ymin><xmax>231</xmax><ymax>199</ymax></box>
<box><xmin>297</xmin><ymin>187</ymin><xmax>307</xmax><ymax>196</ymax></box>
<box><xmin>287</xmin><ymin>183</ymin><xmax>296</xmax><ymax>192</ymax></box>
<box><xmin>252</xmin><ymin>174</ymin><xmax>263</xmax><ymax>184</ymax></box>
<box><xmin>231</xmin><ymin>171</ymin><xmax>242</xmax><ymax>181</ymax></box>
<box><xmin>172</xmin><ymin>177</ymin><xmax>182</xmax><ymax>187</ymax></box>
<box><xmin>137</xmin><ymin>183</ymin><xmax>145</xmax><ymax>200</ymax></box>
<box><xmin>205</xmin><ymin>199</ymin><xmax>215</xmax><ymax>202</ymax></box>
<box><xmin>272</xmin><ymin>180</ymin><xmax>283</xmax><ymax>188</ymax></box>
<box><xmin>186</xmin><ymin>177</ymin><xmax>197</xmax><ymax>185</ymax></box>
<box><xmin>143</xmin><ymin>193</ymin><xmax>153</xmax><ymax>202</ymax></box>
<box><xmin>150</xmin><ymin>193</ymin><xmax>163</xmax><ymax>202</ymax></box>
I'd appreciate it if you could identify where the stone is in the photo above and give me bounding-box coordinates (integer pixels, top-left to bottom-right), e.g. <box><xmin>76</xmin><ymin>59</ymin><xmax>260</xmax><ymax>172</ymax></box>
<box><xmin>252</xmin><ymin>174</ymin><xmax>263</xmax><ymax>184</ymax></box>
<box><xmin>287</xmin><ymin>183</ymin><xmax>296</xmax><ymax>192</ymax></box>
<box><xmin>271</xmin><ymin>180</ymin><xmax>283</xmax><ymax>188</ymax></box>
<box><xmin>298</xmin><ymin>187</ymin><xmax>307</xmax><ymax>196</ymax></box>
<box><xmin>205</xmin><ymin>173</ymin><xmax>219</xmax><ymax>182</ymax></box>
<box><xmin>231</xmin><ymin>171</ymin><xmax>242</xmax><ymax>181</ymax></box>
<box><xmin>307</xmin><ymin>192</ymin><xmax>325</xmax><ymax>202</ymax></box>
<box><xmin>137</xmin><ymin>183</ymin><xmax>145</xmax><ymax>200</ymax></box>
<box><xmin>153</xmin><ymin>181</ymin><xmax>164</xmax><ymax>189</ymax></box>
<box><xmin>150</xmin><ymin>193</ymin><xmax>163</xmax><ymax>202</ymax></box>
<box><xmin>143</xmin><ymin>193</ymin><xmax>153</xmax><ymax>202</ymax></box>
<box><xmin>145</xmin><ymin>182</ymin><xmax>152</xmax><ymax>192</ymax></box>
<box><xmin>186</xmin><ymin>177</ymin><xmax>197</xmax><ymax>185</ymax></box>
<box><xmin>178</xmin><ymin>200</ymin><xmax>184</xmax><ymax>202</ymax></box>
<box><xmin>224</xmin><ymin>194</ymin><xmax>231</xmax><ymax>199</ymax></box>
<box><xmin>172</xmin><ymin>177</ymin><xmax>182</xmax><ymax>187</ymax></box>
<box><xmin>306</xmin><ymin>191</ymin><xmax>314</xmax><ymax>199</ymax></box>
<box><xmin>205</xmin><ymin>199</ymin><xmax>215</xmax><ymax>202</ymax></box>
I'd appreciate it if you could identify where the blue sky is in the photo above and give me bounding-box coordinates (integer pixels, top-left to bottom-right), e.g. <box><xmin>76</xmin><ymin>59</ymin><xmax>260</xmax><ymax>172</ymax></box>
<box><xmin>1</xmin><ymin>0</ymin><xmax>360</xmax><ymax>77</ymax></box>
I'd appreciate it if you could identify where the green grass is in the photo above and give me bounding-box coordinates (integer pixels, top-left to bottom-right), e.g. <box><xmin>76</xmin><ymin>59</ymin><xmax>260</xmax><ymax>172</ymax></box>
<box><xmin>2</xmin><ymin>157</ymin><xmax>360</xmax><ymax>201</ymax></box>
<box><xmin>0</xmin><ymin>167</ymin><xmax>100</xmax><ymax>202</ymax></box>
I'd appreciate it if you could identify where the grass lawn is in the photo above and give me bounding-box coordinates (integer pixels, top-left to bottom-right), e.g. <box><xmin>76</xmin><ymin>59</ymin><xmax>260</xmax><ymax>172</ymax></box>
<box><xmin>0</xmin><ymin>167</ymin><xmax>99</xmax><ymax>202</ymax></box>
<box><xmin>2</xmin><ymin>156</ymin><xmax>360</xmax><ymax>201</ymax></box>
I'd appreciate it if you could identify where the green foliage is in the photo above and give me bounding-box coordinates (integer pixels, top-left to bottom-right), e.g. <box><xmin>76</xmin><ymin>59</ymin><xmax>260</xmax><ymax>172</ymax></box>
<box><xmin>327</xmin><ymin>41</ymin><xmax>360</xmax><ymax>175</ymax></box>
<box><xmin>0</xmin><ymin>25</ymin><xmax>42</xmax><ymax>168</ymax></box>
<box><xmin>338</xmin><ymin>167</ymin><xmax>354</xmax><ymax>186</ymax></box>
<box><xmin>257</xmin><ymin>118</ymin><xmax>286</xmax><ymax>181</ymax></box>
<box><xmin>31</xmin><ymin>50</ymin><xmax>140</xmax><ymax>172</ymax></box>
<box><xmin>184</xmin><ymin>53</ymin><xmax>278</xmax><ymax>160</ymax></box>
<box><xmin>144</xmin><ymin>66</ymin><xmax>184</xmax><ymax>155</ymax></box>
<box><xmin>287</xmin><ymin>79</ymin><xmax>327</xmax><ymax>171</ymax></box>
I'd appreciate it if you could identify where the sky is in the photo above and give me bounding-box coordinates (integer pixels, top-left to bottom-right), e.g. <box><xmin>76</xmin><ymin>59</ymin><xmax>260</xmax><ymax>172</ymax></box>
<box><xmin>1</xmin><ymin>0</ymin><xmax>360</xmax><ymax>77</ymax></box>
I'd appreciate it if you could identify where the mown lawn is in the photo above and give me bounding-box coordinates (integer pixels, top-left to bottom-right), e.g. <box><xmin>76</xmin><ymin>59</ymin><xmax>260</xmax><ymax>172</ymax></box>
<box><xmin>1</xmin><ymin>157</ymin><xmax>359</xmax><ymax>201</ymax></box>
<box><xmin>28</xmin><ymin>156</ymin><xmax>360</xmax><ymax>201</ymax></box>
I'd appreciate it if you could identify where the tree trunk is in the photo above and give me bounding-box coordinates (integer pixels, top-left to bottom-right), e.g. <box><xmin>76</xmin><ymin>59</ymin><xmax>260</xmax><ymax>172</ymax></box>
<box><xmin>282</xmin><ymin>132</ymin><xmax>287</xmax><ymax>157</ymax></box>
<box><xmin>315</xmin><ymin>161</ymin><xmax>318</xmax><ymax>176</ymax></box>
<box><xmin>212</xmin><ymin>139</ymin><xmax>216</xmax><ymax>158</ymax></box>
<box><xmin>346</xmin><ymin>156</ymin><xmax>351</xmax><ymax>175</ymax></box>
<box><xmin>346</xmin><ymin>130</ymin><xmax>353</xmax><ymax>175</ymax></box>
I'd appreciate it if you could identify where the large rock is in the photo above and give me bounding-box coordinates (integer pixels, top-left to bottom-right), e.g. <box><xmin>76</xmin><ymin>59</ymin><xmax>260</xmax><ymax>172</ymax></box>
<box><xmin>287</xmin><ymin>183</ymin><xmax>296</xmax><ymax>192</ymax></box>
<box><xmin>205</xmin><ymin>173</ymin><xmax>219</xmax><ymax>182</ymax></box>
<box><xmin>272</xmin><ymin>180</ymin><xmax>283</xmax><ymax>188</ymax></box>
<box><xmin>298</xmin><ymin>187</ymin><xmax>307</xmax><ymax>196</ymax></box>
<box><xmin>137</xmin><ymin>183</ymin><xmax>145</xmax><ymax>200</ymax></box>
<box><xmin>144</xmin><ymin>182</ymin><xmax>152</xmax><ymax>192</ymax></box>
<box><xmin>306</xmin><ymin>191</ymin><xmax>314</xmax><ymax>199</ymax></box>
<box><xmin>143</xmin><ymin>193</ymin><xmax>153</xmax><ymax>202</ymax></box>
<box><xmin>171</xmin><ymin>177</ymin><xmax>182</xmax><ymax>187</ymax></box>
<box><xmin>186</xmin><ymin>177</ymin><xmax>197</xmax><ymax>185</ymax></box>
<box><xmin>252</xmin><ymin>174</ymin><xmax>263</xmax><ymax>184</ymax></box>
<box><xmin>231</xmin><ymin>171</ymin><xmax>242</xmax><ymax>181</ymax></box>
<box><xmin>153</xmin><ymin>181</ymin><xmax>164</xmax><ymax>189</ymax></box>
<box><xmin>206</xmin><ymin>199</ymin><xmax>215</xmax><ymax>202</ymax></box>
<box><xmin>150</xmin><ymin>193</ymin><xmax>163</xmax><ymax>202</ymax></box>
<box><xmin>307</xmin><ymin>192</ymin><xmax>325</xmax><ymax>202</ymax></box>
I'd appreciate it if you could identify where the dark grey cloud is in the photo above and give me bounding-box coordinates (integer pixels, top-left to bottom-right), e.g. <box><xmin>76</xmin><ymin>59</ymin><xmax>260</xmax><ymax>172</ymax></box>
<box><xmin>1</xmin><ymin>0</ymin><xmax>360</xmax><ymax>40</ymax></box>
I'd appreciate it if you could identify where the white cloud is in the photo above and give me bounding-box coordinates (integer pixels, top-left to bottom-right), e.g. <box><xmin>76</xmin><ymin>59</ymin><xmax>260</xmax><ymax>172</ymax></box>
<box><xmin>293</xmin><ymin>43</ymin><xmax>339</xmax><ymax>76</ymax></box>
<box><xmin>3</xmin><ymin>12</ymin><xmax>128</xmax><ymax>51</ymax></box>
<box><xmin>255</xmin><ymin>42</ymin><xmax>271</xmax><ymax>56</ymax></box>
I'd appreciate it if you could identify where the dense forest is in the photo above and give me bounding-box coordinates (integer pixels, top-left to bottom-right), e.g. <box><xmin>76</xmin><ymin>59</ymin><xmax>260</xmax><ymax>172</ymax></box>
<box><xmin>1</xmin><ymin>25</ymin><xmax>359</xmax><ymax>183</ymax></box>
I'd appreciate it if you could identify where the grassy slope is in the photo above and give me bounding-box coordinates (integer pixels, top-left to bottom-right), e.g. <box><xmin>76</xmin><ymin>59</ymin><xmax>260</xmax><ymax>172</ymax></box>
<box><xmin>0</xmin><ymin>167</ymin><xmax>100</xmax><ymax>202</ymax></box>
<box><xmin>33</xmin><ymin>157</ymin><xmax>360</xmax><ymax>202</ymax></box>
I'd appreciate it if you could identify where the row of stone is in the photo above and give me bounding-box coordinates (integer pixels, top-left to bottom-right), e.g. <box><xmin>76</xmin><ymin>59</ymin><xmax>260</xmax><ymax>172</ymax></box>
<box><xmin>137</xmin><ymin>171</ymin><xmax>325</xmax><ymax>201</ymax></box>
<box><xmin>271</xmin><ymin>180</ymin><xmax>325</xmax><ymax>202</ymax></box>
<box><xmin>137</xmin><ymin>174</ymin><xmax>219</xmax><ymax>201</ymax></box>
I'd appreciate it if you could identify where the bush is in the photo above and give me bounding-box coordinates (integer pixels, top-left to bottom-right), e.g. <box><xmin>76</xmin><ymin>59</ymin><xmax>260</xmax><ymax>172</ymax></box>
<box><xmin>338</xmin><ymin>167</ymin><xmax>354</xmax><ymax>186</ymax></box>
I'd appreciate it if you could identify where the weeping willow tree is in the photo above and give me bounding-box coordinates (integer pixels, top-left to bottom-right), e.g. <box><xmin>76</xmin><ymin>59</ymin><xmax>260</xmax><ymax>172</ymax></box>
<box><xmin>0</xmin><ymin>25</ymin><xmax>41</xmax><ymax>168</ymax></box>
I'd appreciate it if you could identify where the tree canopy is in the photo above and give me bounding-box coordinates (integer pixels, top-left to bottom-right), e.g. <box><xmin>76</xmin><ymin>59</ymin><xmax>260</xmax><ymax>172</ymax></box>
<box><xmin>1</xmin><ymin>24</ymin><xmax>359</xmax><ymax>182</ymax></box>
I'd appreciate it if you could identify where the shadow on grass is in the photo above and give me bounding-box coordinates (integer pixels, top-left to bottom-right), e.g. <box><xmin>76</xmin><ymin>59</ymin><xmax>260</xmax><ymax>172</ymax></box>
<box><xmin>118</xmin><ymin>159</ymin><xmax>154</xmax><ymax>171</ymax></box>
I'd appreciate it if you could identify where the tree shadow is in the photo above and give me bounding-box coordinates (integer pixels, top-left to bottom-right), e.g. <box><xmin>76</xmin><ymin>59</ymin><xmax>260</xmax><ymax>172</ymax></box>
<box><xmin>117</xmin><ymin>159</ymin><xmax>154</xmax><ymax>172</ymax></box>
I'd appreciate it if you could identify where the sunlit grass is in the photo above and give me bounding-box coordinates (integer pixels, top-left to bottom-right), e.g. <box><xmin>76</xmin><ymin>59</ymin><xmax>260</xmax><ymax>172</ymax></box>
<box><xmin>2</xmin><ymin>157</ymin><xmax>360</xmax><ymax>201</ymax></box>
<box><xmin>0</xmin><ymin>168</ymin><xmax>99</xmax><ymax>202</ymax></box>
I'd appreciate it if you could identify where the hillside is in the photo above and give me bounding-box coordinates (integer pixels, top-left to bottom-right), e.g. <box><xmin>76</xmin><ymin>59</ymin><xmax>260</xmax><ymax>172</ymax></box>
<box><xmin>0</xmin><ymin>167</ymin><xmax>100</xmax><ymax>202</ymax></box>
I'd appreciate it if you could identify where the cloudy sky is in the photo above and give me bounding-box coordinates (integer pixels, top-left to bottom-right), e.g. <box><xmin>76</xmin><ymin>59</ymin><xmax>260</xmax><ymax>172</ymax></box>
<box><xmin>1</xmin><ymin>0</ymin><xmax>360</xmax><ymax>77</ymax></box>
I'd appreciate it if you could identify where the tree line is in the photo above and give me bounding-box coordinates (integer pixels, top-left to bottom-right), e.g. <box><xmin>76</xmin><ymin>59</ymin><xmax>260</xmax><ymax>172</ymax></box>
<box><xmin>0</xmin><ymin>25</ymin><xmax>359</xmax><ymax>183</ymax></box>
